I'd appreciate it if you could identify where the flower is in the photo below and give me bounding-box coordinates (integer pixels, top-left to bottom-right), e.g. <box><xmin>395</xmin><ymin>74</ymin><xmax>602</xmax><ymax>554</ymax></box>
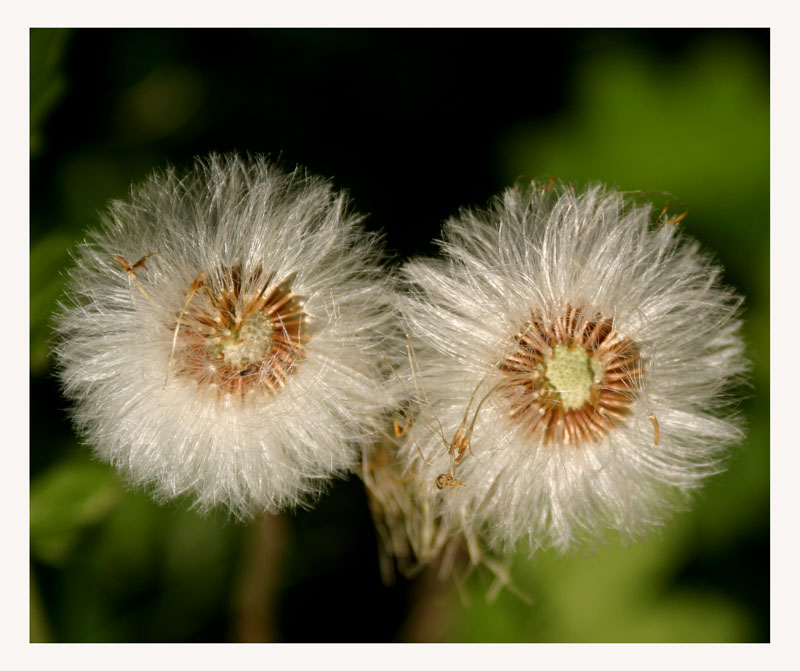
<box><xmin>397</xmin><ymin>181</ymin><xmax>747</xmax><ymax>552</ymax></box>
<box><xmin>54</xmin><ymin>153</ymin><xmax>393</xmax><ymax>517</ymax></box>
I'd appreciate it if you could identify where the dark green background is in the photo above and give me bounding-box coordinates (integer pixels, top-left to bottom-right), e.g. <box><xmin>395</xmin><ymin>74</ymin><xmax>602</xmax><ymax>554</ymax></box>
<box><xmin>30</xmin><ymin>28</ymin><xmax>769</xmax><ymax>642</ymax></box>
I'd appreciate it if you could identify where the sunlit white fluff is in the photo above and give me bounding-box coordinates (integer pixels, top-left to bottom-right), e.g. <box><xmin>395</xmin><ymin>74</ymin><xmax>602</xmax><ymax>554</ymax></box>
<box><xmin>398</xmin><ymin>182</ymin><xmax>747</xmax><ymax>552</ymax></box>
<box><xmin>55</xmin><ymin>154</ymin><xmax>393</xmax><ymax>517</ymax></box>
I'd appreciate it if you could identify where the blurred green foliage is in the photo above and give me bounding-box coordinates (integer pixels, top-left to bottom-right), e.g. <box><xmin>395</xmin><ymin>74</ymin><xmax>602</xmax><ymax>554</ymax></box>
<box><xmin>30</xmin><ymin>29</ymin><xmax>768</xmax><ymax>642</ymax></box>
<box><xmin>31</xmin><ymin>458</ymin><xmax>122</xmax><ymax>565</ymax></box>
<box><xmin>30</xmin><ymin>29</ymin><xmax>70</xmax><ymax>157</ymax></box>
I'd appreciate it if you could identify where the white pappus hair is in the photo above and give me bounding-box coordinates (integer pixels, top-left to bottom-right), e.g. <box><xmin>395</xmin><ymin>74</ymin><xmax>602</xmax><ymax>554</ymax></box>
<box><xmin>54</xmin><ymin>153</ymin><xmax>394</xmax><ymax>517</ymax></box>
<box><xmin>397</xmin><ymin>182</ymin><xmax>747</xmax><ymax>553</ymax></box>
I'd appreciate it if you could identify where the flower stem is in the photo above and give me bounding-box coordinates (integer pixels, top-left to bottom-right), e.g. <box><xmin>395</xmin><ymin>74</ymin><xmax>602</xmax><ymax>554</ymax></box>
<box><xmin>232</xmin><ymin>513</ymin><xmax>289</xmax><ymax>642</ymax></box>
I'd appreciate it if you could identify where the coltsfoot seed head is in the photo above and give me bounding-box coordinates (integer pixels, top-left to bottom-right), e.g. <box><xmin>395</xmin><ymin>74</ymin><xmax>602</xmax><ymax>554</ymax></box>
<box><xmin>397</xmin><ymin>182</ymin><xmax>747</xmax><ymax>553</ymax></box>
<box><xmin>54</xmin><ymin>154</ymin><xmax>394</xmax><ymax>517</ymax></box>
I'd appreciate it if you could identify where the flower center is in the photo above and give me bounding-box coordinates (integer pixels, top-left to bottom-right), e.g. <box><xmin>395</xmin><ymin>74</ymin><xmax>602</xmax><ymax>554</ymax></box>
<box><xmin>539</xmin><ymin>344</ymin><xmax>604</xmax><ymax>410</ymax></box>
<box><xmin>211</xmin><ymin>313</ymin><xmax>275</xmax><ymax>370</ymax></box>
<box><xmin>499</xmin><ymin>306</ymin><xmax>641</xmax><ymax>446</ymax></box>
<box><xmin>171</xmin><ymin>267</ymin><xmax>307</xmax><ymax>397</ymax></box>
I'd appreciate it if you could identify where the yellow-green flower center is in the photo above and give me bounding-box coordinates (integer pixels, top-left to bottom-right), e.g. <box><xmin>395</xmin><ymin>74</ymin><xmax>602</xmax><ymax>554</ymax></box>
<box><xmin>500</xmin><ymin>307</ymin><xmax>641</xmax><ymax>446</ymax></box>
<box><xmin>539</xmin><ymin>344</ymin><xmax>604</xmax><ymax>410</ymax></box>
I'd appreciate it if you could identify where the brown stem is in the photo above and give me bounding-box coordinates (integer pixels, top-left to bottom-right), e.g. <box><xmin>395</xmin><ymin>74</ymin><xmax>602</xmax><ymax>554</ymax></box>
<box><xmin>401</xmin><ymin>563</ymin><xmax>454</xmax><ymax>642</ymax></box>
<box><xmin>232</xmin><ymin>513</ymin><xmax>289</xmax><ymax>642</ymax></box>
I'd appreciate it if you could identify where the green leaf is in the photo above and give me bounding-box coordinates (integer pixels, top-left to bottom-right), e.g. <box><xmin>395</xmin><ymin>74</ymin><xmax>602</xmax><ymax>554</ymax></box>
<box><xmin>30</xmin><ymin>232</ymin><xmax>73</xmax><ymax>374</ymax></box>
<box><xmin>29</xmin><ymin>569</ymin><xmax>51</xmax><ymax>642</ymax></box>
<box><xmin>30</xmin><ymin>458</ymin><xmax>121</xmax><ymax>565</ymax></box>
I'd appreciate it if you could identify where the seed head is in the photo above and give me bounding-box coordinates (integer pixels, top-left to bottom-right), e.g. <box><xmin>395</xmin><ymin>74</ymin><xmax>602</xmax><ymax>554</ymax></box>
<box><xmin>398</xmin><ymin>182</ymin><xmax>747</xmax><ymax>552</ymax></box>
<box><xmin>54</xmin><ymin>154</ymin><xmax>394</xmax><ymax>517</ymax></box>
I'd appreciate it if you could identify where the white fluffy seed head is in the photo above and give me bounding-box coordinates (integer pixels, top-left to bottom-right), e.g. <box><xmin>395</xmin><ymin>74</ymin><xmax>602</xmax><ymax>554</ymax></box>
<box><xmin>397</xmin><ymin>182</ymin><xmax>747</xmax><ymax>553</ymax></box>
<box><xmin>54</xmin><ymin>153</ymin><xmax>395</xmax><ymax>517</ymax></box>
